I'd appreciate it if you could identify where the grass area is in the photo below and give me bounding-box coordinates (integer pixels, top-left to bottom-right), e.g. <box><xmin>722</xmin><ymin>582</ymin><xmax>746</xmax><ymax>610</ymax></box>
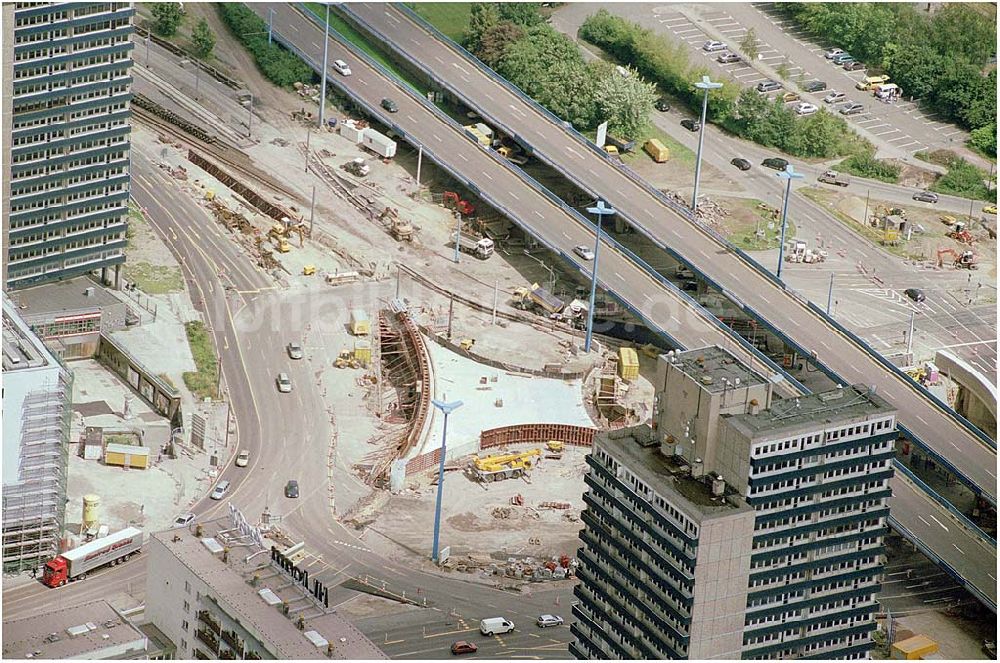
<box><xmin>405</xmin><ymin>3</ymin><xmax>472</xmax><ymax>43</ymax></box>
<box><xmin>303</xmin><ymin>3</ymin><xmax>427</xmax><ymax>94</ymax></box>
<box><xmin>914</xmin><ymin>149</ymin><xmax>957</xmax><ymax>167</ymax></box>
<box><xmin>123</xmin><ymin>261</ymin><xmax>185</xmax><ymax>294</ymax></box>
<box><xmin>622</xmin><ymin>123</ymin><xmax>696</xmax><ymax>168</ymax></box>
<box><xmin>798</xmin><ymin>188</ymin><xmax>923</xmax><ymax>260</ymax></box>
<box><xmin>720</xmin><ymin>198</ymin><xmax>795</xmax><ymax>251</ymax></box>
<box><xmin>182</xmin><ymin>321</ymin><xmax>219</xmax><ymax>401</ymax></box>
<box><xmin>836</xmin><ymin>154</ymin><xmax>901</xmax><ymax>184</ymax></box>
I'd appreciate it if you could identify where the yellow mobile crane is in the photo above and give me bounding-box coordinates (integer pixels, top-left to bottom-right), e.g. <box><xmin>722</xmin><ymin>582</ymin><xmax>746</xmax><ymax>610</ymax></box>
<box><xmin>471</xmin><ymin>449</ymin><xmax>541</xmax><ymax>482</ymax></box>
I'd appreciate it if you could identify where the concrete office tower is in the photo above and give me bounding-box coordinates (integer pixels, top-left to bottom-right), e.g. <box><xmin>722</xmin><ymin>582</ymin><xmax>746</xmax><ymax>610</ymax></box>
<box><xmin>719</xmin><ymin>384</ymin><xmax>895</xmax><ymax>659</ymax></box>
<box><xmin>572</xmin><ymin>347</ymin><xmax>894</xmax><ymax>660</ymax></box>
<box><xmin>5</xmin><ymin>3</ymin><xmax>134</xmax><ymax>290</ymax></box>
<box><xmin>146</xmin><ymin>518</ymin><xmax>387</xmax><ymax>660</ymax></box>
<box><xmin>2</xmin><ymin>294</ymin><xmax>73</xmax><ymax>573</ymax></box>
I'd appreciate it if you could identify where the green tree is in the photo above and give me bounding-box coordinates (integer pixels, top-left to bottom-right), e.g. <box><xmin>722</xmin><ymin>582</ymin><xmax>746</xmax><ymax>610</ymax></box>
<box><xmin>464</xmin><ymin>2</ymin><xmax>500</xmax><ymax>52</ymax></box>
<box><xmin>786</xmin><ymin>111</ymin><xmax>843</xmax><ymax>158</ymax></box>
<box><xmin>151</xmin><ymin>3</ymin><xmax>183</xmax><ymax>37</ymax></box>
<box><xmin>739</xmin><ymin>27</ymin><xmax>759</xmax><ymax>62</ymax></box>
<box><xmin>968</xmin><ymin>122</ymin><xmax>997</xmax><ymax>158</ymax></box>
<box><xmin>498</xmin><ymin>3</ymin><xmax>543</xmax><ymax>27</ymax></box>
<box><xmin>191</xmin><ymin>18</ymin><xmax>216</xmax><ymax>59</ymax></box>
<box><xmin>592</xmin><ymin>65</ymin><xmax>658</xmax><ymax>138</ymax></box>
<box><xmin>775</xmin><ymin>59</ymin><xmax>791</xmax><ymax>81</ymax></box>
<box><xmin>883</xmin><ymin>42</ymin><xmax>942</xmax><ymax>100</ymax></box>
<box><xmin>475</xmin><ymin>21</ymin><xmax>524</xmax><ymax>68</ymax></box>
<box><xmin>931</xmin><ymin>159</ymin><xmax>991</xmax><ymax>201</ymax></box>
<box><xmin>929</xmin><ymin>4</ymin><xmax>997</xmax><ymax>65</ymax></box>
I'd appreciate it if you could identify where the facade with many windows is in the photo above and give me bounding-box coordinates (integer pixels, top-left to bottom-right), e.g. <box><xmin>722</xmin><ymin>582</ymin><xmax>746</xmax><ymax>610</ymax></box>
<box><xmin>572</xmin><ymin>348</ymin><xmax>894</xmax><ymax>660</ymax></box>
<box><xmin>4</xmin><ymin>2</ymin><xmax>133</xmax><ymax>290</ymax></box>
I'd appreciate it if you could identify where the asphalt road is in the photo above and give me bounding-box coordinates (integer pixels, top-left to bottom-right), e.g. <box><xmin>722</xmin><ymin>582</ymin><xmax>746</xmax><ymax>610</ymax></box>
<box><xmin>338</xmin><ymin>3</ymin><xmax>997</xmax><ymax>506</ymax></box>
<box><xmin>252</xmin><ymin>3</ymin><xmax>996</xmax><ymax>609</ymax></box>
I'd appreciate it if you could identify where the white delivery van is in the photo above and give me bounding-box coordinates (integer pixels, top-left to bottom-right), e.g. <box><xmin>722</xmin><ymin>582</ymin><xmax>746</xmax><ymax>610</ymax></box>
<box><xmin>480</xmin><ymin>617</ymin><xmax>515</xmax><ymax>635</ymax></box>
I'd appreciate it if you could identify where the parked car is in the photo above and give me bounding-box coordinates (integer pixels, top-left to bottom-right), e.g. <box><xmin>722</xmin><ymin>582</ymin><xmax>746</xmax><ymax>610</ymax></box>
<box><xmin>537</xmin><ymin>615</ymin><xmax>565</xmax><ymax>628</ymax></box>
<box><xmin>717</xmin><ymin>51</ymin><xmax>741</xmax><ymax>64</ymax></box>
<box><xmin>912</xmin><ymin>191</ymin><xmax>939</xmax><ymax>203</ymax></box>
<box><xmin>287</xmin><ymin>342</ymin><xmax>303</xmax><ymax>360</ymax></box>
<box><xmin>756</xmin><ymin>80</ymin><xmax>782</xmax><ymax>93</ymax></box>
<box><xmin>332</xmin><ymin>59</ymin><xmax>351</xmax><ymax>76</ymax></box>
<box><xmin>284</xmin><ymin>480</ymin><xmax>300</xmax><ymax>498</ymax></box>
<box><xmin>380</xmin><ymin>98</ymin><xmax>398</xmax><ymax>113</ymax></box>
<box><xmin>702</xmin><ymin>40</ymin><xmax>728</xmax><ymax>52</ymax></box>
<box><xmin>781</xmin><ymin>91</ymin><xmax>801</xmax><ymax>104</ymax></box>
<box><xmin>831</xmin><ymin>53</ymin><xmax>854</xmax><ymax>64</ymax></box>
<box><xmin>802</xmin><ymin>80</ymin><xmax>828</xmax><ymax>93</ymax></box>
<box><xmin>731</xmin><ymin>157</ymin><xmax>752</xmax><ymax>171</ymax></box>
<box><xmin>843</xmin><ymin>61</ymin><xmax>867</xmax><ymax>71</ymax></box>
<box><xmin>680</xmin><ymin>118</ymin><xmax>701</xmax><ymax>132</ymax></box>
<box><xmin>276</xmin><ymin>372</ymin><xmax>292</xmax><ymax>393</ymax></box>
<box><xmin>824</xmin><ymin>48</ymin><xmax>846</xmax><ymax>59</ymax></box>
<box><xmin>480</xmin><ymin>618</ymin><xmax>515</xmax><ymax>635</ymax></box>
<box><xmin>904</xmin><ymin>288</ymin><xmax>926</xmax><ymax>303</ymax></box>
<box><xmin>210</xmin><ymin>480</ymin><xmax>230</xmax><ymax>501</ymax></box>
<box><xmin>173</xmin><ymin>513</ymin><xmax>195</xmax><ymax>528</ymax></box>
<box><xmin>654</xmin><ymin>97</ymin><xmax>671</xmax><ymax>112</ymax></box>
<box><xmin>235</xmin><ymin>450</ymin><xmax>250</xmax><ymax>467</ymax></box>
<box><xmin>794</xmin><ymin>102</ymin><xmax>819</xmax><ymax>116</ymax></box>
<box><xmin>762</xmin><ymin>157</ymin><xmax>790</xmax><ymax>171</ymax></box>
<box><xmin>823</xmin><ymin>91</ymin><xmax>846</xmax><ymax>104</ymax></box>
<box><xmin>573</xmin><ymin>245</ymin><xmax>595</xmax><ymax>261</ymax></box>
<box><xmin>839</xmin><ymin>102</ymin><xmax>865</xmax><ymax>115</ymax></box>
<box><xmin>450</xmin><ymin>642</ymin><xmax>478</xmax><ymax>655</ymax></box>
<box><xmin>984</xmin><ymin>205</ymin><xmax>997</xmax><ymax>215</ymax></box>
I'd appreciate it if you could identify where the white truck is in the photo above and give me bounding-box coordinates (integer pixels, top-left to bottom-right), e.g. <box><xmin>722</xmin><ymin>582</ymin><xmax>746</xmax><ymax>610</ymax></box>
<box><xmin>41</xmin><ymin>527</ymin><xmax>143</xmax><ymax>587</ymax></box>
<box><xmin>818</xmin><ymin>170</ymin><xmax>851</xmax><ymax>187</ymax></box>
<box><xmin>361</xmin><ymin>128</ymin><xmax>397</xmax><ymax>158</ymax></box>
<box><xmin>452</xmin><ymin>231</ymin><xmax>494</xmax><ymax>259</ymax></box>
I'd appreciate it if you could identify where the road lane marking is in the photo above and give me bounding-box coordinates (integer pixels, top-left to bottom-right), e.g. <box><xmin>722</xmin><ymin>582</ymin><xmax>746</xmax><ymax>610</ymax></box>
<box><xmin>482</xmin><ymin>171</ymin><xmax>493</xmax><ymax>181</ymax></box>
<box><xmin>510</xmin><ymin>192</ymin><xmax>519</xmax><ymax>201</ymax></box>
<box><xmin>928</xmin><ymin>515</ymin><xmax>949</xmax><ymax>532</ymax></box>
<box><xmin>952</xmin><ymin>544</ymin><xmax>964</xmax><ymax>554</ymax></box>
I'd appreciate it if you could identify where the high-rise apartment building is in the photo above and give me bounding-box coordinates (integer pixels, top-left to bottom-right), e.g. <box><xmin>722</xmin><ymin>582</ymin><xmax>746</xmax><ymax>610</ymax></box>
<box><xmin>4</xmin><ymin>2</ymin><xmax>134</xmax><ymax>290</ymax></box>
<box><xmin>2</xmin><ymin>293</ymin><xmax>73</xmax><ymax>573</ymax></box>
<box><xmin>572</xmin><ymin>347</ymin><xmax>894</xmax><ymax>660</ymax></box>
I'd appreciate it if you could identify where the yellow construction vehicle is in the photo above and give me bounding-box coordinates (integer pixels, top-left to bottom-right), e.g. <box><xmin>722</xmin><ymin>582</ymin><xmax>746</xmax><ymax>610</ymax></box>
<box><xmin>471</xmin><ymin>449</ymin><xmax>541</xmax><ymax>482</ymax></box>
<box><xmin>303</xmin><ymin>265</ymin><xmax>316</xmax><ymax>276</ymax></box>
<box><xmin>275</xmin><ymin>239</ymin><xmax>291</xmax><ymax>253</ymax></box>
<box><xmin>546</xmin><ymin>441</ymin><xmax>564</xmax><ymax>453</ymax></box>
<box><xmin>334</xmin><ymin>349</ymin><xmax>359</xmax><ymax>369</ymax></box>
<box><xmin>940</xmin><ymin>215</ymin><xmax>958</xmax><ymax>227</ymax></box>
<box><xmin>459</xmin><ymin>338</ymin><xmax>475</xmax><ymax>351</ymax></box>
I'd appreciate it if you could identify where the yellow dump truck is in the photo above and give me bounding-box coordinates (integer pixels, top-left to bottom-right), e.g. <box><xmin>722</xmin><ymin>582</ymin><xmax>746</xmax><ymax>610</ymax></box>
<box><xmin>644</xmin><ymin>138</ymin><xmax>670</xmax><ymax>163</ymax></box>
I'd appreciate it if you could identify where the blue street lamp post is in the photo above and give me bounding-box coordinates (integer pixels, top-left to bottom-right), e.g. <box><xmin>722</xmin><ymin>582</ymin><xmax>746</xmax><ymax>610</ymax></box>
<box><xmin>431</xmin><ymin>398</ymin><xmax>463</xmax><ymax>563</ymax></box>
<box><xmin>584</xmin><ymin>200</ymin><xmax>617</xmax><ymax>353</ymax></box>
<box><xmin>318</xmin><ymin>4</ymin><xmax>330</xmax><ymax>128</ymax></box>
<box><xmin>775</xmin><ymin>165</ymin><xmax>804</xmax><ymax>280</ymax></box>
<box><xmin>691</xmin><ymin>76</ymin><xmax>723</xmax><ymax>212</ymax></box>
<box><xmin>268</xmin><ymin>8</ymin><xmax>275</xmax><ymax>44</ymax></box>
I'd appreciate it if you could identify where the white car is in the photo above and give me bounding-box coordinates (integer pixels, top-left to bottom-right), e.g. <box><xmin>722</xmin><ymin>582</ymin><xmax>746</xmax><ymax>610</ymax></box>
<box><xmin>210</xmin><ymin>480</ymin><xmax>230</xmax><ymax>501</ymax></box>
<box><xmin>573</xmin><ymin>245</ymin><xmax>595</xmax><ymax>261</ymax></box>
<box><xmin>702</xmin><ymin>40</ymin><xmax>728</xmax><ymax>52</ymax></box>
<box><xmin>287</xmin><ymin>342</ymin><xmax>303</xmax><ymax>360</ymax></box>
<box><xmin>276</xmin><ymin>372</ymin><xmax>292</xmax><ymax>393</ymax></box>
<box><xmin>794</xmin><ymin>102</ymin><xmax>819</xmax><ymax>116</ymax></box>
<box><xmin>235</xmin><ymin>450</ymin><xmax>250</xmax><ymax>467</ymax></box>
<box><xmin>332</xmin><ymin>59</ymin><xmax>351</xmax><ymax>76</ymax></box>
<box><xmin>537</xmin><ymin>614</ymin><xmax>564</xmax><ymax>628</ymax></box>
<box><xmin>823</xmin><ymin>91</ymin><xmax>846</xmax><ymax>104</ymax></box>
<box><xmin>173</xmin><ymin>513</ymin><xmax>195</xmax><ymax>528</ymax></box>
<box><xmin>824</xmin><ymin>48</ymin><xmax>845</xmax><ymax>59</ymax></box>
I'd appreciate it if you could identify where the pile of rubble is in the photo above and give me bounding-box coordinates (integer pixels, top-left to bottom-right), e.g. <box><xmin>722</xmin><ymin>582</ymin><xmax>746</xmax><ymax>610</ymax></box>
<box><xmin>661</xmin><ymin>189</ymin><xmax>729</xmax><ymax>233</ymax></box>
<box><xmin>293</xmin><ymin>81</ymin><xmax>323</xmax><ymax>103</ymax></box>
<box><xmin>442</xmin><ymin>552</ymin><xmax>578</xmax><ymax>582</ymax></box>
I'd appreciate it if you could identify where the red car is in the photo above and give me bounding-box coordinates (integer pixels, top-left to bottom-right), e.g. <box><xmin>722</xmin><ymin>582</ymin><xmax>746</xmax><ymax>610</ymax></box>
<box><xmin>451</xmin><ymin>641</ymin><xmax>478</xmax><ymax>655</ymax></box>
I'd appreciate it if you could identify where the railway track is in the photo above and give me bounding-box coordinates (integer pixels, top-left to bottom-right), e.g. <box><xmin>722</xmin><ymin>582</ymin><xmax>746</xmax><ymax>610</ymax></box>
<box><xmin>133</xmin><ymin>105</ymin><xmax>301</xmax><ymax>203</ymax></box>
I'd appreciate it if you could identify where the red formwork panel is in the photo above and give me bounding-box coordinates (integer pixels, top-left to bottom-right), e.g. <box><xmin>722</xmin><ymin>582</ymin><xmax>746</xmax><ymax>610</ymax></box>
<box><xmin>480</xmin><ymin>423</ymin><xmax>596</xmax><ymax>450</ymax></box>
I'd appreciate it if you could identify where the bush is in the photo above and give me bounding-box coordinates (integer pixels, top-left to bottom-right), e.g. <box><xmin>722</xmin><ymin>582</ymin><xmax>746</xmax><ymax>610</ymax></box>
<box><xmin>837</xmin><ymin>152</ymin><xmax>902</xmax><ymax>184</ymax></box>
<box><xmin>151</xmin><ymin>3</ymin><xmax>183</xmax><ymax>37</ymax></box>
<box><xmin>931</xmin><ymin>159</ymin><xmax>993</xmax><ymax>201</ymax></box>
<box><xmin>191</xmin><ymin>17</ymin><xmax>216</xmax><ymax>59</ymax></box>
<box><xmin>182</xmin><ymin>321</ymin><xmax>219</xmax><ymax>400</ymax></box>
<box><xmin>967</xmin><ymin>122</ymin><xmax>997</xmax><ymax>160</ymax></box>
<box><xmin>217</xmin><ymin>4</ymin><xmax>314</xmax><ymax>88</ymax></box>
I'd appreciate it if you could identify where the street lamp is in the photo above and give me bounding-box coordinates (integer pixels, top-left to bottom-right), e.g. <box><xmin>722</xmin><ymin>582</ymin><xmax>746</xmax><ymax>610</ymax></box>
<box><xmin>691</xmin><ymin>75</ymin><xmax>723</xmax><ymax>212</ymax></box>
<box><xmin>430</xmin><ymin>397</ymin><xmax>463</xmax><ymax>563</ymax></box>
<box><xmin>318</xmin><ymin>4</ymin><xmax>330</xmax><ymax>128</ymax></box>
<box><xmin>268</xmin><ymin>8</ymin><xmax>275</xmax><ymax>45</ymax></box>
<box><xmin>775</xmin><ymin>165</ymin><xmax>804</xmax><ymax>280</ymax></box>
<box><xmin>584</xmin><ymin>199</ymin><xmax>617</xmax><ymax>353</ymax></box>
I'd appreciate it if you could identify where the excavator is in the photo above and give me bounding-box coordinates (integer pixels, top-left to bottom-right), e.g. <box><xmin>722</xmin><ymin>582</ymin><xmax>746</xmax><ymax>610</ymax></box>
<box><xmin>443</xmin><ymin>191</ymin><xmax>475</xmax><ymax>217</ymax></box>
<box><xmin>936</xmin><ymin>247</ymin><xmax>978</xmax><ymax>269</ymax></box>
<box><xmin>947</xmin><ymin>221</ymin><xmax>975</xmax><ymax>245</ymax></box>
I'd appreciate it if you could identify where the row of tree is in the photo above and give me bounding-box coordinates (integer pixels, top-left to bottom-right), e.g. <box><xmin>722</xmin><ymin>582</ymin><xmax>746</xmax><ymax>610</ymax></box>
<box><xmin>578</xmin><ymin>10</ymin><xmax>862</xmax><ymax>158</ymax></box>
<box><xmin>150</xmin><ymin>4</ymin><xmax>216</xmax><ymax>59</ymax></box>
<box><xmin>217</xmin><ymin>4</ymin><xmax>315</xmax><ymax>89</ymax></box>
<box><xmin>775</xmin><ymin>3</ymin><xmax>997</xmax><ymax>157</ymax></box>
<box><xmin>464</xmin><ymin>4</ymin><xmax>657</xmax><ymax>138</ymax></box>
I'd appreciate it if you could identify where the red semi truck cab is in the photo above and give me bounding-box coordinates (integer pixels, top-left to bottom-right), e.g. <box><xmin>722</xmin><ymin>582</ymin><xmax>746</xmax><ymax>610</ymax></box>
<box><xmin>41</xmin><ymin>557</ymin><xmax>70</xmax><ymax>588</ymax></box>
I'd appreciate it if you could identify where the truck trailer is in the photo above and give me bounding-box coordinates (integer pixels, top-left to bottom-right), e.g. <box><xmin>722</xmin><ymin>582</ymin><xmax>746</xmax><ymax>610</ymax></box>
<box><xmin>452</xmin><ymin>231</ymin><xmax>494</xmax><ymax>259</ymax></box>
<box><xmin>42</xmin><ymin>527</ymin><xmax>143</xmax><ymax>587</ymax></box>
<box><xmin>361</xmin><ymin>128</ymin><xmax>397</xmax><ymax>158</ymax></box>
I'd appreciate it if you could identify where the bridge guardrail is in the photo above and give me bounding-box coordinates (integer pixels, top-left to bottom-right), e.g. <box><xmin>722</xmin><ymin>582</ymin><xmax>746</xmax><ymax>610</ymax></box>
<box><xmin>366</xmin><ymin>2</ymin><xmax>996</xmax><ymax>461</ymax></box>
<box><xmin>892</xmin><ymin>460</ymin><xmax>996</xmax><ymax>548</ymax></box>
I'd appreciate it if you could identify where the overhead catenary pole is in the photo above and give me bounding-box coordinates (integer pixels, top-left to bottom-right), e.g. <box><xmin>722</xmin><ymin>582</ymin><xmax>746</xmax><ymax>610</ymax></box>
<box><xmin>906</xmin><ymin>310</ymin><xmax>915</xmax><ymax>356</ymax></box>
<box><xmin>309</xmin><ymin>186</ymin><xmax>316</xmax><ymax>236</ymax></box>
<box><xmin>691</xmin><ymin>75</ymin><xmax>723</xmax><ymax>212</ymax></box>
<box><xmin>268</xmin><ymin>7</ymin><xmax>275</xmax><ymax>44</ymax></box>
<box><xmin>247</xmin><ymin>93</ymin><xmax>254</xmax><ymax>137</ymax></box>
<box><xmin>775</xmin><ymin>165</ymin><xmax>804</xmax><ymax>280</ymax></box>
<box><xmin>492</xmin><ymin>280</ymin><xmax>498</xmax><ymax>326</ymax></box>
<box><xmin>304</xmin><ymin>126</ymin><xmax>312</xmax><ymax>172</ymax></box>
<box><xmin>145</xmin><ymin>34</ymin><xmax>150</xmax><ymax>68</ymax></box>
<box><xmin>318</xmin><ymin>4</ymin><xmax>330</xmax><ymax>128</ymax></box>
<box><xmin>453</xmin><ymin>213</ymin><xmax>461</xmax><ymax>264</ymax></box>
<box><xmin>416</xmin><ymin>145</ymin><xmax>423</xmax><ymax>187</ymax></box>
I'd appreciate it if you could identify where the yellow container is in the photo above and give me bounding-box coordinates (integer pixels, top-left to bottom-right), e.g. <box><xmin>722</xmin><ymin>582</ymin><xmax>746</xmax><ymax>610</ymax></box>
<box><xmin>891</xmin><ymin>634</ymin><xmax>938</xmax><ymax>660</ymax></box>
<box><xmin>354</xmin><ymin>339</ymin><xmax>371</xmax><ymax>364</ymax></box>
<box><xmin>618</xmin><ymin>347</ymin><xmax>639</xmax><ymax>381</ymax></box>
<box><xmin>644</xmin><ymin>138</ymin><xmax>670</xmax><ymax>163</ymax></box>
<box><xmin>350</xmin><ymin>309</ymin><xmax>370</xmax><ymax>336</ymax></box>
<box><xmin>104</xmin><ymin>443</ymin><xmax>149</xmax><ymax>469</ymax></box>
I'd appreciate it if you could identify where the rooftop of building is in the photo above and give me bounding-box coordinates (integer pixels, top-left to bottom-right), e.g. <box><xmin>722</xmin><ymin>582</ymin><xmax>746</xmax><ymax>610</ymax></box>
<box><xmin>2</xmin><ymin>294</ymin><xmax>57</xmax><ymax>372</ymax></box>
<box><xmin>597</xmin><ymin>425</ymin><xmax>753</xmax><ymax>522</ymax></box>
<box><xmin>151</xmin><ymin>518</ymin><xmax>386</xmax><ymax>660</ymax></box>
<box><xmin>2</xmin><ymin>599</ymin><xmax>148</xmax><ymax>660</ymax></box>
<box><xmin>665</xmin><ymin>345</ymin><xmax>771</xmax><ymax>394</ymax></box>
<box><xmin>723</xmin><ymin>384</ymin><xmax>896</xmax><ymax>439</ymax></box>
<box><xmin>9</xmin><ymin>276</ymin><xmax>121</xmax><ymax>321</ymax></box>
